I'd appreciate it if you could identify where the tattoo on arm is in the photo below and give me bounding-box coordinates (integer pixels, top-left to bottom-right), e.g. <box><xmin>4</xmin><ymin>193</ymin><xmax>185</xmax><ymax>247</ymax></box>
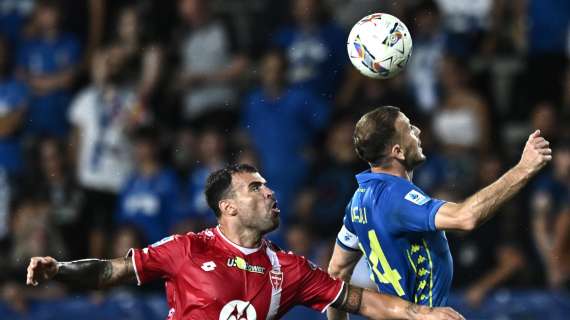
<box><xmin>54</xmin><ymin>257</ymin><xmax>136</xmax><ymax>289</ymax></box>
<box><xmin>331</xmin><ymin>284</ymin><xmax>363</xmax><ymax>314</ymax></box>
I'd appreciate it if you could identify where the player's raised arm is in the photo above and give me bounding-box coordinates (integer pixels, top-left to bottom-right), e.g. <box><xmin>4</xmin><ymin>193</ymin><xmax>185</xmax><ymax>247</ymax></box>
<box><xmin>331</xmin><ymin>284</ymin><xmax>464</xmax><ymax>320</ymax></box>
<box><xmin>26</xmin><ymin>256</ymin><xmax>136</xmax><ymax>289</ymax></box>
<box><xmin>435</xmin><ymin>130</ymin><xmax>552</xmax><ymax>231</ymax></box>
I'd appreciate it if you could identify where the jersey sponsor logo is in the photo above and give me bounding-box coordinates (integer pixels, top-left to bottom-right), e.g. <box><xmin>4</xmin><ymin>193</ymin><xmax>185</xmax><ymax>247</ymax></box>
<box><xmin>219</xmin><ymin>300</ymin><xmax>257</xmax><ymax>320</ymax></box>
<box><xmin>269</xmin><ymin>269</ymin><xmax>283</xmax><ymax>291</ymax></box>
<box><xmin>404</xmin><ymin>190</ymin><xmax>429</xmax><ymax>205</ymax></box>
<box><xmin>227</xmin><ymin>257</ymin><xmax>266</xmax><ymax>274</ymax></box>
<box><xmin>151</xmin><ymin>235</ymin><xmax>174</xmax><ymax>247</ymax></box>
<box><xmin>201</xmin><ymin>261</ymin><xmax>217</xmax><ymax>271</ymax></box>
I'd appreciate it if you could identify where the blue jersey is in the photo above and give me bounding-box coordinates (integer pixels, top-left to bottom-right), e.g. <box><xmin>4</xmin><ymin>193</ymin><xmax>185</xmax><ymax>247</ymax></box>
<box><xmin>116</xmin><ymin>168</ymin><xmax>182</xmax><ymax>244</ymax></box>
<box><xmin>337</xmin><ymin>170</ymin><xmax>453</xmax><ymax>306</ymax></box>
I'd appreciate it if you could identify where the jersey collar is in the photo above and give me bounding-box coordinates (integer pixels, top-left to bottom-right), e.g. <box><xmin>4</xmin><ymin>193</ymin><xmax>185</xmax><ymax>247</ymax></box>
<box><xmin>214</xmin><ymin>225</ymin><xmax>264</xmax><ymax>255</ymax></box>
<box><xmin>356</xmin><ymin>169</ymin><xmax>400</xmax><ymax>184</ymax></box>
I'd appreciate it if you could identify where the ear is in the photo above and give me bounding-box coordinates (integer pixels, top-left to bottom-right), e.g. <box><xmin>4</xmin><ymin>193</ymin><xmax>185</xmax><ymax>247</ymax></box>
<box><xmin>219</xmin><ymin>199</ymin><xmax>238</xmax><ymax>217</ymax></box>
<box><xmin>391</xmin><ymin>143</ymin><xmax>405</xmax><ymax>161</ymax></box>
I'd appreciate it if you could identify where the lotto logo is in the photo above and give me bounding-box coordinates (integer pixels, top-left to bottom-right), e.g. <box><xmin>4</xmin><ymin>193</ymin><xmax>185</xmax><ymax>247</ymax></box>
<box><xmin>201</xmin><ymin>261</ymin><xmax>217</xmax><ymax>271</ymax></box>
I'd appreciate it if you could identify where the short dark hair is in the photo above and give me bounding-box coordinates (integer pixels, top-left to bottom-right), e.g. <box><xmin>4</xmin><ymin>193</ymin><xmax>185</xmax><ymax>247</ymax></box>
<box><xmin>205</xmin><ymin>164</ymin><xmax>258</xmax><ymax>218</ymax></box>
<box><xmin>353</xmin><ymin>106</ymin><xmax>401</xmax><ymax>166</ymax></box>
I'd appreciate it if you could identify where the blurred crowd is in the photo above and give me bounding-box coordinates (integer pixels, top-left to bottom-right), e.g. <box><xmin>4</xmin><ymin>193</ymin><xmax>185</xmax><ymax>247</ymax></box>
<box><xmin>0</xmin><ymin>0</ymin><xmax>568</xmax><ymax>314</ymax></box>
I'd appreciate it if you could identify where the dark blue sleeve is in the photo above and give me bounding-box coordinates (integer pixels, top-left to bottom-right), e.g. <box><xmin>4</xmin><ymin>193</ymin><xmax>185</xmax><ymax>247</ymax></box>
<box><xmin>384</xmin><ymin>182</ymin><xmax>445</xmax><ymax>234</ymax></box>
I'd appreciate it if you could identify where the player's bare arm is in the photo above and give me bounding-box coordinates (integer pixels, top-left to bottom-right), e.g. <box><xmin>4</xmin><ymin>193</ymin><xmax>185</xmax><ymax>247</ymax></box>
<box><xmin>435</xmin><ymin>130</ymin><xmax>552</xmax><ymax>231</ymax></box>
<box><xmin>331</xmin><ymin>284</ymin><xmax>464</xmax><ymax>320</ymax></box>
<box><xmin>26</xmin><ymin>256</ymin><xmax>137</xmax><ymax>289</ymax></box>
<box><xmin>327</xmin><ymin>243</ymin><xmax>362</xmax><ymax>320</ymax></box>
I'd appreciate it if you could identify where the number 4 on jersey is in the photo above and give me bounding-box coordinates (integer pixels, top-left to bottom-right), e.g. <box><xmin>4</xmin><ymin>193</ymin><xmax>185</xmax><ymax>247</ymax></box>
<box><xmin>365</xmin><ymin>230</ymin><xmax>405</xmax><ymax>296</ymax></box>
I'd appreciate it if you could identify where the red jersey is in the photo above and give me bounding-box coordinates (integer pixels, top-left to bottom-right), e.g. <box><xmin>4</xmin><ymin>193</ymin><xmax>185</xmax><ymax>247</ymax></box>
<box><xmin>129</xmin><ymin>227</ymin><xmax>344</xmax><ymax>319</ymax></box>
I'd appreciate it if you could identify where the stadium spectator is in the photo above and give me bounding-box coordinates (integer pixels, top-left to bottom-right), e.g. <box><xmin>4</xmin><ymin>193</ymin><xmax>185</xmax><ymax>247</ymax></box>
<box><xmin>0</xmin><ymin>36</ymin><xmax>27</xmax><ymax>242</ymax></box>
<box><xmin>173</xmin><ymin>0</ymin><xmax>248</xmax><ymax>123</ymax></box>
<box><xmin>242</xmin><ymin>49</ymin><xmax>330</xmax><ymax>230</ymax></box>
<box><xmin>115</xmin><ymin>127</ymin><xmax>182</xmax><ymax>244</ymax></box>
<box><xmin>272</xmin><ymin>0</ymin><xmax>347</xmax><ymax>99</ymax></box>
<box><xmin>448</xmin><ymin>155</ymin><xmax>527</xmax><ymax>308</ymax></box>
<box><xmin>432</xmin><ymin>54</ymin><xmax>491</xmax><ymax>193</ymax></box>
<box><xmin>405</xmin><ymin>0</ymin><xmax>446</xmax><ymax>113</ymax></box>
<box><xmin>35</xmin><ymin>138</ymin><xmax>82</xmax><ymax>258</ymax></box>
<box><xmin>434</xmin><ymin>0</ymin><xmax>493</xmax><ymax>58</ymax></box>
<box><xmin>16</xmin><ymin>0</ymin><xmax>80</xmax><ymax>138</ymax></box>
<box><xmin>524</xmin><ymin>0</ymin><xmax>570</xmax><ymax>110</ymax></box>
<box><xmin>68</xmin><ymin>49</ymin><xmax>137</xmax><ymax>257</ymax></box>
<box><xmin>0</xmin><ymin>0</ymin><xmax>35</xmax><ymax>46</ymax></box>
<box><xmin>298</xmin><ymin>115</ymin><xmax>362</xmax><ymax>239</ymax></box>
<box><xmin>0</xmin><ymin>37</ymin><xmax>28</xmax><ymax>177</ymax></box>
<box><xmin>106</xmin><ymin>4</ymin><xmax>162</xmax><ymax>123</ymax></box>
<box><xmin>180</xmin><ymin>128</ymin><xmax>227</xmax><ymax>230</ymax></box>
<box><xmin>530</xmin><ymin>142</ymin><xmax>570</xmax><ymax>289</ymax></box>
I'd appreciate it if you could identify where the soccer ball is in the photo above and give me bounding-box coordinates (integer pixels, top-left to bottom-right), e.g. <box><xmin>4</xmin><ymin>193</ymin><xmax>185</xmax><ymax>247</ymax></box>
<box><xmin>347</xmin><ymin>13</ymin><xmax>413</xmax><ymax>79</ymax></box>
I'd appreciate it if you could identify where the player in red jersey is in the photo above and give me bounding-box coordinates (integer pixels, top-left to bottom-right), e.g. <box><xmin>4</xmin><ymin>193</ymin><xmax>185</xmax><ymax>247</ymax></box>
<box><xmin>26</xmin><ymin>164</ymin><xmax>463</xmax><ymax>320</ymax></box>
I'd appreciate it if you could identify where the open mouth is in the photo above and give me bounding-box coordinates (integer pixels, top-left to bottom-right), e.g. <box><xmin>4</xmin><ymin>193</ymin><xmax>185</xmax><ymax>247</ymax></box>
<box><xmin>271</xmin><ymin>201</ymin><xmax>280</xmax><ymax>215</ymax></box>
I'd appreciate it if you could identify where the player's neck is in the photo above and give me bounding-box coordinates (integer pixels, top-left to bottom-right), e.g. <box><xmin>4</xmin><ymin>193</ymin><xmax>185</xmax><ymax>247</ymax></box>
<box><xmin>370</xmin><ymin>164</ymin><xmax>413</xmax><ymax>181</ymax></box>
<box><xmin>218</xmin><ymin>224</ymin><xmax>263</xmax><ymax>249</ymax></box>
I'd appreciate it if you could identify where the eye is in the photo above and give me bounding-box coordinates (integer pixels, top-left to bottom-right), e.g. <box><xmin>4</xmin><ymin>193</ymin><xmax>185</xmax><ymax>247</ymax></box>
<box><xmin>252</xmin><ymin>184</ymin><xmax>261</xmax><ymax>192</ymax></box>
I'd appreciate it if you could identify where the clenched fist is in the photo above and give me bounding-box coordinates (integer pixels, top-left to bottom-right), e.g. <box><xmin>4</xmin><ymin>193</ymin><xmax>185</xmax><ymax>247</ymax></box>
<box><xmin>517</xmin><ymin>130</ymin><xmax>552</xmax><ymax>176</ymax></box>
<box><xmin>26</xmin><ymin>256</ymin><xmax>59</xmax><ymax>286</ymax></box>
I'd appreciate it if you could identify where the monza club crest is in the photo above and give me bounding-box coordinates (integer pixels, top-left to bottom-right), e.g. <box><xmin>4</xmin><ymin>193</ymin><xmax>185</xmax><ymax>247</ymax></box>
<box><xmin>269</xmin><ymin>269</ymin><xmax>283</xmax><ymax>291</ymax></box>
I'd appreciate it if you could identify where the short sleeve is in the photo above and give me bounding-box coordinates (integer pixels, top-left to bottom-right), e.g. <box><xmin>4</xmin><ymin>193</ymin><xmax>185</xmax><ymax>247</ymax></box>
<box><xmin>386</xmin><ymin>184</ymin><xmax>445</xmax><ymax>234</ymax></box>
<box><xmin>336</xmin><ymin>202</ymin><xmax>360</xmax><ymax>251</ymax></box>
<box><xmin>295</xmin><ymin>256</ymin><xmax>345</xmax><ymax>313</ymax></box>
<box><xmin>68</xmin><ymin>89</ymin><xmax>91</xmax><ymax>126</ymax></box>
<box><xmin>128</xmin><ymin>234</ymin><xmax>189</xmax><ymax>285</ymax></box>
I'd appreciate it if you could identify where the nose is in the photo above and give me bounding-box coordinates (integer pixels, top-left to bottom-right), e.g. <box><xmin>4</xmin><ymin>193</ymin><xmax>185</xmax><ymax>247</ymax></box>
<box><xmin>263</xmin><ymin>186</ymin><xmax>275</xmax><ymax>199</ymax></box>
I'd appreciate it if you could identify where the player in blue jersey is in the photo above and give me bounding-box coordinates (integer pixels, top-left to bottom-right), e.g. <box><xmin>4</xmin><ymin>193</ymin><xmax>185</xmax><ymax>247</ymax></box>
<box><xmin>327</xmin><ymin>106</ymin><xmax>552</xmax><ymax>319</ymax></box>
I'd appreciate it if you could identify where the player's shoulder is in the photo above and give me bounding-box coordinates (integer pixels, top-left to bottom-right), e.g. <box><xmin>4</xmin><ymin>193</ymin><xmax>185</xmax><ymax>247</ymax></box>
<box><xmin>267</xmin><ymin>241</ymin><xmax>322</xmax><ymax>272</ymax></box>
<box><xmin>183</xmin><ymin>228</ymin><xmax>217</xmax><ymax>247</ymax></box>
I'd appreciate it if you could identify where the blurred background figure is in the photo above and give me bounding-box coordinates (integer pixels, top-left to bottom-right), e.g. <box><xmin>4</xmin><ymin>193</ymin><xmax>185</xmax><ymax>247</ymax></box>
<box><xmin>68</xmin><ymin>49</ymin><xmax>137</xmax><ymax>257</ymax></box>
<box><xmin>0</xmin><ymin>36</ymin><xmax>27</xmax><ymax>243</ymax></box>
<box><xmin>530</xmin><ymin>141</ymin><xmax>570</xmax><ymax>290</ymax></box>
<box><xmin>432</xmin><ymin>54</ymin><xmax>491</xmax><ymax>193</ymax></box>
<box><xmin>173</xmin><ymin>0</ymin><xmax>248</xmax><ymax>126</ymax></box>
<box><xmin>272</xmin><ymin>0</ymin><xmax>347</xmax><ymax>99</ymax></box>
<box><xmin>241</xmin><ymin>49</ymin><xmax>329</xmax><ymax>242</ymax></box>
<box><xmin>35</xmin><ymin>137</ymin><xmax>82</xmax><ymax>258</ymax></box>
<box><xmin>180</xmin><ymin>127</ymin><xmax>227</xmax><ymax>231</ymax></box>
<box><xmin>115</xmin><ymin>126</ymin><xmax>181</xmax><ymax>245</ymax></box>
<box><xmin>16</xmin><ymin>0</ymin><xmax>80</xmax><ymax>138</ymax></box>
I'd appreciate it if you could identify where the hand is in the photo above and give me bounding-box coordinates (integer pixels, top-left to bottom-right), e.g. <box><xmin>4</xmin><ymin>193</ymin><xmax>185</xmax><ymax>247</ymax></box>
<box><xmin>26</xmin><ymin>256</ymin><xmax>59</xmax><ymax>286</ymax></box>
<box><xmin>517</xmin><ymin>130</ymin><xmax>552</xmax><ymax>176</ymax></box>
<box><xmin>408</xmin><ymin>305</ymin><xmax>465</xmax><ymax>320</ymax></box>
